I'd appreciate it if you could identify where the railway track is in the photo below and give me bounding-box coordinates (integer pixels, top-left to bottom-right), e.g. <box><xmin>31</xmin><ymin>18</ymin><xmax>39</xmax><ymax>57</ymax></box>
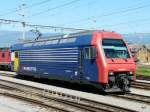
<box><xmin>0</xmin><ymin>78</ymin><xmax>136</xmax><ymax>112</ymax></box>
<box><xmin>132</xmin><ymin>81</ymin><xmax>150</xmax><ymax>90</ymax></box>
<box><xmin>111</xmin><ymin>93</ymin><xmax>150</xmax><ymax>105</ymax></box>
<box><xmin>0</xmin><ymin>71</ymin><xmax>16</xmax><ymax>77</ymax></box>
<box><xmin>0</xmin><ymin>72</ymin><xmax>150</xmax><ymax>111</ymax></box>
<box><xmin>1</xmin><ymin>71</ymin><xmax>150</xmax><ymax>91</ymax></box>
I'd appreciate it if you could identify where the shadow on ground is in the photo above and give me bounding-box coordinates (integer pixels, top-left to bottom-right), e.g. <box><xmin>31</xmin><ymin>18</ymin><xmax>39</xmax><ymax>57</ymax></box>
<box><xmin>15</xmin><ymin>75</ymin><xmax>125</xmax><ymax>95</ymax></box>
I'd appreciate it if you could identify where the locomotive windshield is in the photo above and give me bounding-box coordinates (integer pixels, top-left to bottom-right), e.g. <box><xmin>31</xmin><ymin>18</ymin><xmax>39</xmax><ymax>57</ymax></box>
<box><xmin>102</xmin><ymin>39</ymin><xmax>130</xmax><ymax>58</ymax></box>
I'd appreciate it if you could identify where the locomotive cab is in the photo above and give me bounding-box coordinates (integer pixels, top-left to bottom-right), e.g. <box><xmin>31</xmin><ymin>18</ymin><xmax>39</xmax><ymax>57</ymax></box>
<box><xmin>103</xmin><ymin>39</ymin><xmax>135</xmax><ymax>92</ymax></box>
<box><xmin>92</xmin><ymin>32</ymin><xmax>136</xmax><ymax>92</ymax></box>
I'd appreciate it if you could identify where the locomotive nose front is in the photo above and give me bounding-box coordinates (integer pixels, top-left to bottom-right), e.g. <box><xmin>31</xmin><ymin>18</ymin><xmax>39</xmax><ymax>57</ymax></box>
<box><xmin>107</xmin><ymin>59</ymin><xmax>136</xmax><ymax>81</ymax></box>
<box><xmin>106</xmin><ymin>59</ymin><xmax>136</xmax><ymax>92</ymax></box>
<box><xmin>102</xmin><ymin>38</ymin><xmax>136</xmax><ymax>92</ymax></box>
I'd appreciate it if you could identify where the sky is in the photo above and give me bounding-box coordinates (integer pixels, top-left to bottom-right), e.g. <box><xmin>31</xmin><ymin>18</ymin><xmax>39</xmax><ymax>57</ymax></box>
<box><xmin>0</xmin><ymin>0</ymin><xmax>150</xmax><ymax>34</ymax></box>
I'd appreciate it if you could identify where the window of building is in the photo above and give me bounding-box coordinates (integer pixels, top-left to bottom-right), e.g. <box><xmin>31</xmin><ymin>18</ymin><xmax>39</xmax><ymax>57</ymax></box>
<box><xmin>2</xmin><ymin>52</ymin><xmax>5</xmax><ymax>58</ymax></box>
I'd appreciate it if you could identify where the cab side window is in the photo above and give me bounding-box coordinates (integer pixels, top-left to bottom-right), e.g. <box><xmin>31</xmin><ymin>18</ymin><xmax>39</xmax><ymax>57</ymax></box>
<box><xmin>15</xmin><ymin>52</ymin><xmax>18</xmax><ymax>58</ymax></box>
<box><xmin>84</xmin><ymin>46</ymin><xmax>97</xmax><ymax>59</ymax></box>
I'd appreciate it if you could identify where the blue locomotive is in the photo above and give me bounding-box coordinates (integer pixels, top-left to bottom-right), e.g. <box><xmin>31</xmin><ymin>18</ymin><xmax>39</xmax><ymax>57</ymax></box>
<box><xmin>11</xmin><ymin>31</ymin><xmax>136</xmax><ymax>92</ymax></box>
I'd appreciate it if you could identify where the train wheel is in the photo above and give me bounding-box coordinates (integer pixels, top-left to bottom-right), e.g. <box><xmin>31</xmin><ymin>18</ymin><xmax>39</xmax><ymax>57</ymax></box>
<box><xmin>121</xmin><ymin>78</ymin><xmax>130</xmax><ymax>92</ymax></box>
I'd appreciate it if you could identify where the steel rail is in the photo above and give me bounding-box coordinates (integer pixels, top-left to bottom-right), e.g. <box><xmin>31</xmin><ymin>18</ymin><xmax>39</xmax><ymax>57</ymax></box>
<box><xmin>0</xmin><ymin>90</ymin><xmax>71</xmax><ymax>112</ymax></box>
<box><xmin>0</xmin><ymin>78</ymin><xmax>136</xmax><ymax>112</ymax></box>
<box><xmin>132</xmin><ymin>81</ymin><xmax>150</xmax><ymax>90</ymax></box>
<box><xmin>111</xmin><ymin>93</ymin><xmax>150</xmax><ymax>105</ymax></box>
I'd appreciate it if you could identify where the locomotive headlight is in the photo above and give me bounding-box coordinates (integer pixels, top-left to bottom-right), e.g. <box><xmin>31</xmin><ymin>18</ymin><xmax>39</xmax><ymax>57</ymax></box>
<box><xmin>109</xmin><ymin>72</ymin><xmax>114</xmax><ymax>76</ymax></box>
<box><xmin>128</xmin><ymin>71</ymin><xmax>134</xmax><ymax>80</ymax></box>
<box><xmin>129</xmin><ymin>71</ymin><xmax>133</xmax><ymax>75</ymax></box>
<box><xmin>108</xmin><ymin>72</ymin><xmax>115</xmax><ymax>82</ymax></box>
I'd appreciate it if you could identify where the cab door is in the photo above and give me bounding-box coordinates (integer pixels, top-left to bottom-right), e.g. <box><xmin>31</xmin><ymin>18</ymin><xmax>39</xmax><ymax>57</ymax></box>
<box><xmin>83</xmin><ymin>46</ymin><xmax>98</xmax><ymax>82</ymax></box>
<box><xmin>14</xmin><ymin>52</ymin><xmax>19</xmax><ymax>72</ymax></box>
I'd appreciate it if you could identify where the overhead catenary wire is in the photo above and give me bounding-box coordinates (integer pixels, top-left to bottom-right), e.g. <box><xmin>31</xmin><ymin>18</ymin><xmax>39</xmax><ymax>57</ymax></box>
<box><xmin>26</xmin><ymin>24</ymin><xmax>90</xmax><ymax>31</ymax></box>
<box><xmin>26</xmin><ymin>0</ymin><xmax>52</xmax><ymax>9</ymax></box>
<box><xmin>60</xmin><ymin>1</ymin><xmax>150</xmax><ymax>26</ymax></box>
<box><xmin>0</xmin><ymin>0</ymin><xmax>53</xmax><ymax>17</ymax></box>
<box><xmin>39</xmin><ymin>0</ymin><xmax>98</xmax><ymax>18</ymax></box>
<box><xmin>0</xmin><ymin>1</ymin><xmax>150</xmax><ymax>33</ymax></box>
<box><xmin>1</xmin><ymin>1</ymin><xmax>149</xmax><ymax>32</ymax></box>
<box><xmin>29</xmin><ymin>0</ymin><xmax>81</xmax><ymax>18</ymax></box>
<box><xmin>101</xmin><ymin>17</ymin><xmax>150</xmax><ymax>28</ymax></box>
<box><xmin>106</xmin><ymin>19</ymin><xmax>150</xmax><ymax>29</ymax></box>
<box><xmin>0</xmin><ymin>18</ymin><xmax>90</xmax><ymax>32</ymax></box>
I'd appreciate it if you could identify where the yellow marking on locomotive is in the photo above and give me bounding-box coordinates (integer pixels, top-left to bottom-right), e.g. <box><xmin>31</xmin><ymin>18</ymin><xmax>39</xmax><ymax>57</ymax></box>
<box><xmin>14</xmin><ymin>52</ymin><xmax>19</xmax><ymax>72</ymax></box>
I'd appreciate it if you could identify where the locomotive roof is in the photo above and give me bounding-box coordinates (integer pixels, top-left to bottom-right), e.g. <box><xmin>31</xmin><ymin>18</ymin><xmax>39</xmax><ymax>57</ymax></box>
<box><xmin>21</xmin><ymin>30</ymin><xmax>94</xmax><ymax>44</ymax></box>
<box><xmin>11</xmin><ymin>30</ymin><xmax>121</xmax><ymax>51</ymax></box>
<box><xmin>19</xmin><ymin>30</ymin><xmax>118</xmax><ymax>44</ymax></box>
